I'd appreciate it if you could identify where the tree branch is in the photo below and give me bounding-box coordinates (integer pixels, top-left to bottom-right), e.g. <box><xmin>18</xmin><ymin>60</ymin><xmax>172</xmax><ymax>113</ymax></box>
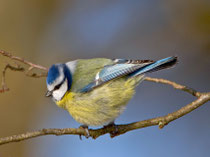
<box><xmin>0</xmin><ymin>64</ymin><xmax>24</xmax><ymax>93</ymax></box>
<box><xmin>0</xmin><ymin>50</ymin><xmax>48</xmax><ymax>71</ymax></box>
<box><xmin>0</xmin><ymin>50</ymin><xmax>47</xmax><ymax>92</ymax></box>
<box><xmin>144</xmin><ymin>77</ymin><xmax>201</xmax><ymax>97</ymax></box>
<box><xmin>0</xmin><ymin>92</ymin><xmax>209</xmax><ymax>145</ymax></box>
<box><xmin>0</xmin><ymin>50</ymin><xmax>209</xmax><ymax>145</ymax></box>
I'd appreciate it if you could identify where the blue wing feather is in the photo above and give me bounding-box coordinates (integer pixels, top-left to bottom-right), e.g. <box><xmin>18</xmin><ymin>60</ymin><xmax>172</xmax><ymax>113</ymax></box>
<box><xmin>99</xmin><ymin>64</ymin><xmax>142</xmax><ymax>82</ymax></box>
<box><xmin>80</xmin><ymin>82</ymin><xmax>96</xmax><ymax>93</ymax></box>
<box><xmin>129</xmin><ymin>56</ymin><xmax>177</xmax><ymax>77</ymax></box>
<box><xmin>80</xmin><ymin>59</ymin><xmax>153</xmax><ymax>92</ymax></box>
<box><xmin>80</xmin><ymin>56</ymin><xmax>177</xmax><ymax>93</ymax></box>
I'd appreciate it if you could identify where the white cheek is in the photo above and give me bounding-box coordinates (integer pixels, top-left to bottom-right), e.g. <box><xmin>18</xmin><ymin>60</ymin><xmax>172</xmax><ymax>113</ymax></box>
<box><xmin>52</xmin><ymin>79</ymin><xmax>68</xmax><ymax>101</ymax></box>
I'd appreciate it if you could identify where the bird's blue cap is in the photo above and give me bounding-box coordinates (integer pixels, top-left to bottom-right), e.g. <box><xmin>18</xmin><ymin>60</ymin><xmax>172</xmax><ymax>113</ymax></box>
<box><xmin>46</xmin><ymin>64</ymin><xmax>72</xmax><ymax>90</ymax></box>
<box><xmin>47</xmin><ymin>64</ymin><xmax>61</xmax><ymax>85</ymax></box>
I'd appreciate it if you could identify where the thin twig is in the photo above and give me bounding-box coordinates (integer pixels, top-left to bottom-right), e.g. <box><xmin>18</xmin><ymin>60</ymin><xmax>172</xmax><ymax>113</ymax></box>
<box><xmin>145</xmin><ymin>77</ymin><xmax>201</xmax><ymax>97</ymax></box>
<box><xmin>0</xmin><ymin>50</ymin><xmax>47</xmax><ymax>92</ymax></box>
<box><xmin>0</xmin><ymin>64</ymin><xmax>24</xmax><ymax>92</ymax></box>
<box><xmin>0</xmin><ymin>50</ymin><xmax>48</xmax><ymax>71</ymax></box>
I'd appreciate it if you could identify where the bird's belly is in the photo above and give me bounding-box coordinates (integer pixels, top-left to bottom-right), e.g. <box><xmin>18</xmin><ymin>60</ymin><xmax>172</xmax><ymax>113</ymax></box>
<box><xmin>68</xmin><ymin>98</ymin><xmax>129</xmax><ymax>126</ymax></box>
<box><xmin>57</xmin><ymin>76</ymin><xmax>143</xmax><ymax>126</ymax></box>
<box><xmin>69</xmin><ymin>106</ymin><xmax>124</xmax><ymax>126</ymax></box>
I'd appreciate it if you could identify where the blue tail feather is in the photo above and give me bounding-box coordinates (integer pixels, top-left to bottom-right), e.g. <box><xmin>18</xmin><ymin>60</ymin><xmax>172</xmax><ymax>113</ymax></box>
<box><xmin>130</xmin><ymin>56</ymin><xmax>177</xmax><ymax>77</ymax></box>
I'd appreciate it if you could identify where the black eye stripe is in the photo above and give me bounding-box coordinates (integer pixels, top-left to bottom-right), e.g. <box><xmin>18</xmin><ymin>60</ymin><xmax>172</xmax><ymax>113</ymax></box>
<box><xmin>53</xmin><ymin>78</ymin><xmax>67</xmax><ymax>91</ymax></box>
<box><xmin>54</xmin><ymin>83</ymin><xmax>62</xmax><ymax>90</ymax></box>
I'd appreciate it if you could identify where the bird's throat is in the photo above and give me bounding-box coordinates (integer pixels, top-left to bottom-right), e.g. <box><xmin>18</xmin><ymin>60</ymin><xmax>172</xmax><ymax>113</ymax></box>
<box><xmin>56</xmin><ymin>92</ymin><xmax>75</xmax><ymax>109</ymax></box>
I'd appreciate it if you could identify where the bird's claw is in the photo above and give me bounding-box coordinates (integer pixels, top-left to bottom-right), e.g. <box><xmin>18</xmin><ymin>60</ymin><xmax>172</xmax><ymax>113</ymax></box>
<box><xmin>104</xmin><ymin>122</ymin><xmax>119</xmax><ymax>138</ymax></box>
<box><xmin>79</xmin><ymin>125</ymin><xmax>90</xmax><ymax>140</ymax></box>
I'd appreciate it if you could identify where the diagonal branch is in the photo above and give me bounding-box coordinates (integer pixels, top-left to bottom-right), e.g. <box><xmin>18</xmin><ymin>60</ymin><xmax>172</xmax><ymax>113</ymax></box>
<box><xmin>0</xmin><ymin>50</ymin><xmax>48</xmax><ymax>71</ymax></box>
<box><xmin>0</xmin><ymin>49</ymin><xmax>209</xmax><ymax>145</ymax></box>
<box><xmin>0</xmin><ymin>92</ymin><xmax>209</xmax><ymax>145</ymax></box>
<box><xmin>144</xmin><ymin>77</ymin><xmax>201</xmax><ymax>97</ymax></box>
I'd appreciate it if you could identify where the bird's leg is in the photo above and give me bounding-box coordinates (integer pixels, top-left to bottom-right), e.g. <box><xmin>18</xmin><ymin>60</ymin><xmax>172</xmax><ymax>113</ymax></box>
<box><xmin>79</xmin><ymin>125</ymin><xmax>90</xmax><ymax>140</ymax></box>
<box><xmin>103</xmin><ymin>121</ymin><xmax>119</xmax><ymax>138</ymax></box>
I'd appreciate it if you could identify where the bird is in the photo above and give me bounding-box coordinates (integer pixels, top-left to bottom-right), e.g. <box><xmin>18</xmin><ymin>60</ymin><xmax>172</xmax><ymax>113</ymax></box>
<box><xmin>46</xmin><ymin>56</ymin><xmax>177</xmax><ymax>136</ymax></box>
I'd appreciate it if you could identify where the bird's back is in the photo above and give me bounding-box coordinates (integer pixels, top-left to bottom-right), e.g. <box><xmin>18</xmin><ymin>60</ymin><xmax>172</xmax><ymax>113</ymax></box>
<box><xmin>70</xmin><ymin>58</ymin><xmax>113</xmax><ymax>92</ymax></box>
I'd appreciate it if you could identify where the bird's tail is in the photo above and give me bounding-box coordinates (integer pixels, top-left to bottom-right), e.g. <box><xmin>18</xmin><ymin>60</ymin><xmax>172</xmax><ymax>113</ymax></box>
<box><xmin>130</xmin><ymin>56</ymin><xmax>178</xmax><ymax>77</ymax></box>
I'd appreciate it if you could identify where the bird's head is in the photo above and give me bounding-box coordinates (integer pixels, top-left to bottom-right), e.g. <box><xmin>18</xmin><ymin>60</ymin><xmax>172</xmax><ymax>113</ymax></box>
<box><xmin>46</xmin><ymin>64</ymin><xmax>72</xmax><ymax>101</ymax></box>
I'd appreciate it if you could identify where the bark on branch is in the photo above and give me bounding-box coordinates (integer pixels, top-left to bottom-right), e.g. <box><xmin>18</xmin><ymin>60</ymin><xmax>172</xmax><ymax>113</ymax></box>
<box><xmin>0</xmin><ymin>50</ymin><xmax>209</xmax><ymax>145</ymax></box>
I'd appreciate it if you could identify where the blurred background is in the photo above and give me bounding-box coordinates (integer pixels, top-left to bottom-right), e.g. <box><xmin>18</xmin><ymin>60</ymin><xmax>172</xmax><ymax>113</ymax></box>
<box><xmin>0</xmin><ymin>0</ymin><xmax>210</xmax><ymax>156</ymax></box>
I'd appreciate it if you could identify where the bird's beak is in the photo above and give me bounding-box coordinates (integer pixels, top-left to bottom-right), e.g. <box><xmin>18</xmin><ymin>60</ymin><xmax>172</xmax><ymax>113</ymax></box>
<box><xmin>45</xmin><ymin>90</ymin><xmax>52</xmax><ymax>97</ymax></box>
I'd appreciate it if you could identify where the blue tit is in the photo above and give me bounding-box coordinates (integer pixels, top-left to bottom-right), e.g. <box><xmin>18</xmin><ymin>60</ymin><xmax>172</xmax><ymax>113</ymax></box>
<box><xmin>46</xmin><ymin>56</ymin><xmax>177</xmax><ymax>127</ymax></box>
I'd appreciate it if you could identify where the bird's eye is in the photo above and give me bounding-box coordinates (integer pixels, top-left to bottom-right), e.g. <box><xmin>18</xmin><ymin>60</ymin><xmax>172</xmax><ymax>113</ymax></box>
<box><xmin>54</xmin><ymin>83</ymin><xmax>62</xmax><ymax>90</ymax></box>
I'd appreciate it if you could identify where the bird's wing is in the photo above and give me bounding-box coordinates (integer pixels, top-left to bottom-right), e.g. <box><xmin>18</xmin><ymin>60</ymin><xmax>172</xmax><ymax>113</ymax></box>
<box><xmin>80</xmin><ymin>59</ymin><xmax>154</xmax><ymax>92</ymax></box>
<box><xmin>80</xmin><ymin>56</ymin><xmax>177</xmax><ymax>93</ymax></box>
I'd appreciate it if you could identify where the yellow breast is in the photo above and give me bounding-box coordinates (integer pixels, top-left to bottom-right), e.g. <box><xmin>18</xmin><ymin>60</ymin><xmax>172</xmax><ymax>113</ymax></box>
<box><xmin>56</xmin><ymin>92</ymin><xmax>75</xmax><ymax>109</ymax></box>
<box><xmin>55</xmin><ymin>76</ymin><xmax>144</xmax><ymax>126</ymax></box>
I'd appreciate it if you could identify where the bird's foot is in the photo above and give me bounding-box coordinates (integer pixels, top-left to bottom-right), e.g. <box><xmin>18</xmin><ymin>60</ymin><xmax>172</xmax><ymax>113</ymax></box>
<box><xmin>103</xmin><ymin>122</ymin><xmax>119</xmax><ymax>138</ymax></box>
<box><xmin>79</xmin><ymin>125</ymin><xmax>90</xmax><ymax>140</ymax></box>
